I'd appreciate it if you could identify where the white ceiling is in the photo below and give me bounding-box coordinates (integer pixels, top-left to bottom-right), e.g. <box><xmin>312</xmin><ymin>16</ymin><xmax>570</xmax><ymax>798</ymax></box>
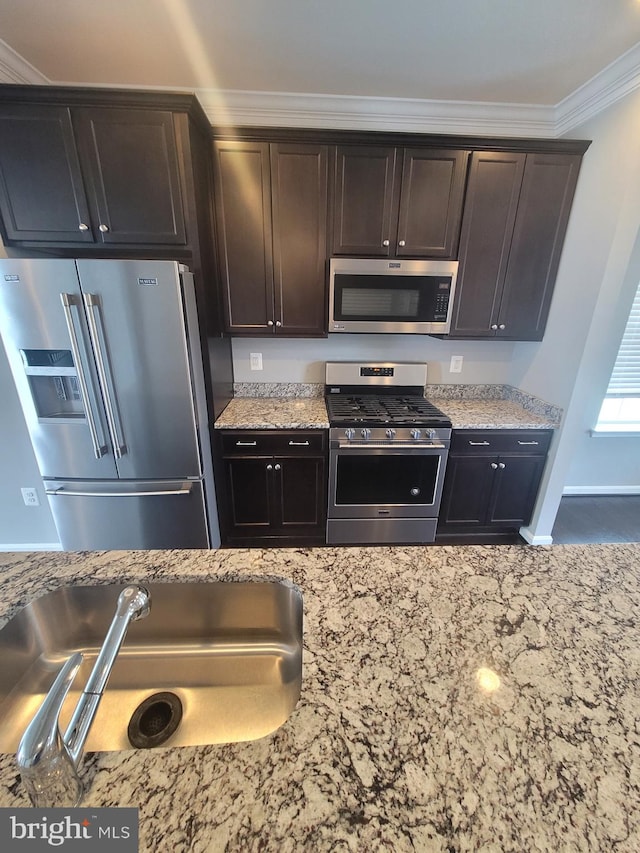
<box><xmin>1</xmin><ymin>0</ymin><xmax>640</xmax><ymax>135</ymax></box>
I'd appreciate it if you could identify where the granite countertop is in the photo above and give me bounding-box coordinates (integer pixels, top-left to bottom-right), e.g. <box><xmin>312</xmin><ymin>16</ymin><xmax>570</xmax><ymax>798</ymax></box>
<box><xmin>214</xmin><ymin>397</ymin><xmax>329</xmax><ymax>430</ymax></box>
<box><xmin>213</xmin><ymin>395</ymin><xmax>557</xmax><ymax>431</ymax></box>
<box><xmin>1</xmin><ymin>544</ymin><xmax>639</xmax><ymax>851</ymax></box>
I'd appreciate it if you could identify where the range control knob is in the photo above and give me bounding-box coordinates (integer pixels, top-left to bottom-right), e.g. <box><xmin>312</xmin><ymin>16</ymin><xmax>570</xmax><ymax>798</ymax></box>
<box><xmin>385</xmin><ymin>428</ymin><xmax>396</xmax><ymax>440</ymax></box>
<box><xmin>427</xmin><ymin>428</ymin><xmax>437</xmax><ymax>439</ymax></box>
<box><xmin>410</xmin><ymin>428</ymin><xmax>422</xmax><ymax>440</ymax></box>
<box><xmin>360</xmin><ymin>428</ymin><xmax>371</xmax><ymax>440</ymax></box>
<box><xmin>345</xmin><ymin>428</ymin><xmax>356</xmax><ymax>440</ymax></box>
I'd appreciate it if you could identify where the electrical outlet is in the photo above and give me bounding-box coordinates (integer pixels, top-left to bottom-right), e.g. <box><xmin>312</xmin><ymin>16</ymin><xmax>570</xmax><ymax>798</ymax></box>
<box><xmin>450</xmin><ymin>355</ymin><xmax>463</xmax><ymax>374</ymax></box>
<box><xmin>250</xmin><ymin>352</ymin><xmax>263</xmax><ymax>371</ymax></box>
<box><xmin>21</xmin><ymin>487</ymin><xmax>40</xmax><ymax>507</ymax></box>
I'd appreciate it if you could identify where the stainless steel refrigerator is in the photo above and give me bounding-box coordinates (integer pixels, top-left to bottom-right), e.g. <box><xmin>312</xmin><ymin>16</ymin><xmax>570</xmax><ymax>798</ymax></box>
<box><xmin>0</xmin><ymin>258</ymin><xmax>223</xmax><ymax>550</ymax></box>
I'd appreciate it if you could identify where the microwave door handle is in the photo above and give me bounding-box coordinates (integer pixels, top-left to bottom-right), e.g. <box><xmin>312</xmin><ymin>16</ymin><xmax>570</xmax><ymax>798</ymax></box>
<box><xmin>60</xmin><ymin>293</ymin><xmax>107</xmax><ymax>460</ymax></box>
<box><xmin>83</xmin><ymin>294</ymin><xmax>126</xmax><ymax>459</ymax></box>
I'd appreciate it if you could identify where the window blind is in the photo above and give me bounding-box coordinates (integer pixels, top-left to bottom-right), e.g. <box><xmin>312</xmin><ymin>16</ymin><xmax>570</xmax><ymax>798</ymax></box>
<box><xmin>605</xmin><ymin>281</ymin><xmax>640</xmax><ymax>397</ymax></box>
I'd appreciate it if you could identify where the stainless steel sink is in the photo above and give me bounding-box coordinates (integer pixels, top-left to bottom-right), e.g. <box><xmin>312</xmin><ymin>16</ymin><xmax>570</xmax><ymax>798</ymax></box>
<box><xmin>0</xmin><ymin>581</ymin><xmax>303</xmax><ymax>752</ymax></box>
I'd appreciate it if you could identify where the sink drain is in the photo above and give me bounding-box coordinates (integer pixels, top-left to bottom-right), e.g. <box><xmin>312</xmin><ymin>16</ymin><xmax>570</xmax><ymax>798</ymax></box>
<box><xmin>128</xmin><ymin>692</ymin><xmax>183</xmax><ymax>749</ymax></box>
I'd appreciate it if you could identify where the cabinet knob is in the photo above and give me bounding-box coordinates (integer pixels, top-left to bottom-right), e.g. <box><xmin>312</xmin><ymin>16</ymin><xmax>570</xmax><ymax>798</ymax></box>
<box><xmin>274</xmin><ymin>463</ymin><xmax>281</xmax><ymax>471</ymax></box>
<box><xmin>498</xmin><ymin>462</ymin><xmax>506</xmax><ymax>469</ymax></box>
<box><xmin>490</xmin><ymin>324</ymin><xmax>498</xmax><ymax>331</ymax></box>
<box><xmin>382</xmin><ymin>239</ymin><xmax>390</xmax><ymax>247</ymax></box>
<box><xmin>275</xmin><ymin>320</ymin><xmax>282</xmax><ymax>327</ymax></box>
<box><xmin>491</xmin><ymin>462</ymin><xmax>498</xmax><ymax>469</ymax></box>
<box><xmin>78</xmin><ymin>223</ymin><xmax>90</xmax><ymax>232</ymax></box>
<box><xmin>499</xmin><ymin>324</ymin><xmax>506</xmax><ymax>330</ymax></box>
<box><xmin>267</xmin><ymin>320</ymin><xmax>274</xmax><ymax>326</ymax></box>
<box><xmin>98</xmin><ymin>224</ymin><xmax>110</xmax><ymax>233</ymax></box>
<box><xmin>266</xmin><ymin>463</ymin><xmax>273</xmax><ymax>471</ymax></box>
<box><xmin>398</xmin><ymin>240</ymin><xmax>406</xmax><ymax>247</ymax></box>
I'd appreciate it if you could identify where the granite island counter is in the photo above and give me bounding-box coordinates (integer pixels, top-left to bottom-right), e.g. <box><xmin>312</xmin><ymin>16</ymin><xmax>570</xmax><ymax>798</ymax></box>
<box><xmin>0</xmin><ymin>544</ymin><xmax>638</xmax><ymax>852</ymax></box>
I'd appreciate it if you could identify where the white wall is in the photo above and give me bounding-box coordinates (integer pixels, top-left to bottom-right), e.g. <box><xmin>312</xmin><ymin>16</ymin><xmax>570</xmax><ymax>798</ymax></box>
<box><xmin>511</xmin><ymin>87</ymin><xmax>640</xmax><ymax>539</ymax></box>
<box><xmin>232</xmin><ymin>334</ymin><xmax>516</xmax><ymax>384</ymax></box>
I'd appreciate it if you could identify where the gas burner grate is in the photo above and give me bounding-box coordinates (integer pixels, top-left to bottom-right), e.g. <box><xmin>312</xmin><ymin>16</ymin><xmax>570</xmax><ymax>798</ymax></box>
<box><xmin>326</xmin><ymin>394</ymin><xmax>451</xmax><ymax>427</ymax></box>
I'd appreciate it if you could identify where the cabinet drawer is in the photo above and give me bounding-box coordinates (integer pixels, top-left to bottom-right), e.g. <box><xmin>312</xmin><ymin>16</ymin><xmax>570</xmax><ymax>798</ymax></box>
<box><xmin>220</xmin><ymin>430</ymin><xmax>326</xmax><ymax>455</ymax></box>
<box><xmin>451</xmin><ymin>429</ymin><xmax>552</xmax><ymax>455</ymax></box>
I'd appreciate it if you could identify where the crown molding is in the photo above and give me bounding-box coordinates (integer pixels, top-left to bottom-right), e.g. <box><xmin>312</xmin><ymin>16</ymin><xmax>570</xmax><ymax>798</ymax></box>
<box><xmin>1</xmin><ymin>36</ymin><xmax>640</xmax><ymax>137</ymax></box>
<box><xmin>0</xmin><ymin>39</ymin><xmax>49</xmax><ymax>84</ymax></box>
<box><xmin>554</xmin><ymin>41</ymin><xmax>640</xmax><ymax>135</ymax></box>
<box><xmin>195</xmin><ymin>89</ymin><xmax>557</xmax><ymax>137</ymax></box>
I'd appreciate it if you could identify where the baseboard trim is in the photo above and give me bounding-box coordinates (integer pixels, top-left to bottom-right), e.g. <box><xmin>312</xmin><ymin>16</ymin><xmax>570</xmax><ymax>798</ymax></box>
<box><xmin>563</xmin><ymin>486</ymin><xmax>640</xmax><ymax>496</ymax></box>
<box><xmin>518</xmin><ymin>527</ymin><xmax>553</xmax><ymax>546</ymax></box>
<box><xmin>0</xmin><ymin>542</ymin><xmax>62</xmax><ymax>552</ymax></box>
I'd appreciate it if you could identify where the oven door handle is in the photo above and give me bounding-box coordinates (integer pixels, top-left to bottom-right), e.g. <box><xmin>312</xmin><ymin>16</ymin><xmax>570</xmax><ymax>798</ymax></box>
<box><xmin>336</xmin><ymin>443</ymin><xmax>447</xmax><ymax>451</ymax></box>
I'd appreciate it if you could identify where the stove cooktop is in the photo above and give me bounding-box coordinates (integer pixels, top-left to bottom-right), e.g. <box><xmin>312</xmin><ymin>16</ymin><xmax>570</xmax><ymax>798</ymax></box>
<box><xmin>325</xmin><ymin>394</ymin><xmax>452</xmax><ymax>428</ymax></box>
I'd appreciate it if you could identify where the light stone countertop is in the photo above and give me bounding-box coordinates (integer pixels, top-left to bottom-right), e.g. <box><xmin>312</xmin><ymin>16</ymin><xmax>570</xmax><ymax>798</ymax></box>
<box><xmin>213</xmin><ymin>396</ymin><xmax>557</xmax><ymax>431</ymax></box>
<box><xmin>214</xmin><ymin>397</ymin><xmax>329</xmax><ymax>430</ymax></box>
<box><xmin>0</xmin><ymin>544</ymin><xmax>639</xmax><ymax>852</ymax></box>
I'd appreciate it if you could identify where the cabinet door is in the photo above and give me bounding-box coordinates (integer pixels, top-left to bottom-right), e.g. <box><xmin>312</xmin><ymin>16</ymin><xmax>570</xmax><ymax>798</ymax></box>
<box><xmin>497</xmin><ymin>153</ymin><xmax>581</xmax><ymax>340</ymax></box>
<box><xmin>449</xmin><ymin>151</ymin><xmax>525</xmax><ymax>337</ymax></box>
<box><xmin>273</xmin><ymin>455</ymin><xmax>326</xmax><ymax>532</ymax></box>
<box><xmin>223</xmin><ymin>456</ymin><xmax>272</xmax><ymax>532</ymax></box>
<box><xmin>212</xmin><ymin>141</ymin><xmax>274</xmax><ymax>333</ymax></box>
<box><xmin>489</xmin><ymin>455</ymin><xmax>547</xmax><ymax>525</ymax></box>
<box><xmin>270</xmin><ymin>144</ymin><xmax>328</xmax><ymax>336</ymax></box>
<box><xmin>438</xmin><ymin>454</ymin><xmax>495</xmax><ymax>525</ymax></box>
<box><xmin>396</xmin><ymin>149</ymin><xmax>469</xmax><ymax>258</ymax></box>
<box><xmin>0</xmin><ymin>105</ymin><xmax>93</xmax><ymax>243</ymax></box>
<box><xmin>74</xmin><ymin>108</ymin><xmax>186</xmax><ymax>245</ymax></box>
<box><xmin>332</xmin><ymin>146</ymin><xmax>398</xmax><ymax>256</ymax></box>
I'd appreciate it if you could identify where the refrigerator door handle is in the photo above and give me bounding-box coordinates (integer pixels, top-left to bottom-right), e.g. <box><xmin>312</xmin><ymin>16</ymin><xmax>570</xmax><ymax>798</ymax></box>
<box><xmin>82</xmin><ymin>293</ymin><xmax>126</xmax><ymax>459</ymax></box>
<box><xmin>46</xmin><ymin>484</ymin><xmax>193</xmax><ymax>498</ymax></box>
<box><xmin>60</xmin><ymin>293</ymin><xmax>108</xmax><ymax>460</ymax></box>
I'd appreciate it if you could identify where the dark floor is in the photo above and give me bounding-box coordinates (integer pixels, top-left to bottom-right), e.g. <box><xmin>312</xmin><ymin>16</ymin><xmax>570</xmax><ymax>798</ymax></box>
<box><xmin>552</xmin><ymin>495</ymin><xmax>640</xmax><ymax>544</ymax></box>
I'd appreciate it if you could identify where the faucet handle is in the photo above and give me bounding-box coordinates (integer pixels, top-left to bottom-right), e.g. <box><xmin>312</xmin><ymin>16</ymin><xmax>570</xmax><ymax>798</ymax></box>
<box><xmin>17</xmin><ymin>652</ymin><xmax>84</xmax><ymax>807</ymax></box>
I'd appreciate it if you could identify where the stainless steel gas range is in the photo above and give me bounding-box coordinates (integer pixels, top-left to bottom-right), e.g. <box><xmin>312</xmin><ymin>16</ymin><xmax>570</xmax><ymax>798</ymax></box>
<box><xmin>325</xmin><ymin>362</ymin><xmax>452</xmax><ymax>545</ymax></box>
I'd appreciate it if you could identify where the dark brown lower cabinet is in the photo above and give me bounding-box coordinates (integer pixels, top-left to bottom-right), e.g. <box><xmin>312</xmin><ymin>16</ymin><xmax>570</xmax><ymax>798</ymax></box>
<box><xmin>216</xmin><ymin>430</ymin><xmax>327</xmax><ymax>546</ymax></box>
<box><xmin>437</xmin><ymin>429</ymin><xmax>552</xmax><ymax>541</ymax></box>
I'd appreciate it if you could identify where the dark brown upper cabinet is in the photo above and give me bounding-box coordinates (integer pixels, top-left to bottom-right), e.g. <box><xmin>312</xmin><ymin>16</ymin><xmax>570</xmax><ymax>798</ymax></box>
<box><xmin>450</xmin><ymin>150</ymin><xmax>582</xmax><ymax>340</ymax></box>
<box><xmin>0</xmin><ymin>101</ymin><xmax>186</xmax><ymax>247</ymax></box>
<box><xmin>332</xmin><ymin>145</ymin><xmax>469</xmax><ymax>258</ymax></box>
<box><xmin>212</xmin><ymin>140</ymin><xmax>328</xmax><ymax>336</ymax></box>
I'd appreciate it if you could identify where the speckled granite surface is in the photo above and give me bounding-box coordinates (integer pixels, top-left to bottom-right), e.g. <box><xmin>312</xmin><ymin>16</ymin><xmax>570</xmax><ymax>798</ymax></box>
<box><xmin>214</xmin><ymin>397</ymin><xmax>329</xmax><ymax>430</ymax></box>
<box><xmin>1</xmin><ymin>544</ymin><xmax>639</xmax><ymax>852</ymax></box>
<box><xmin>214</xmin><ymin>395</ymin><xmax>556</xmax><ymax>430</ymax></box>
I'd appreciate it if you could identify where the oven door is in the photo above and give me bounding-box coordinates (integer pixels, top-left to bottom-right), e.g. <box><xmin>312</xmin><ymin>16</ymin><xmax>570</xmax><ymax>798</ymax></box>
<box><xmin>328</xmin><ymin>444</ymin><xmax>449</xmax><ymax>519</ymax></box>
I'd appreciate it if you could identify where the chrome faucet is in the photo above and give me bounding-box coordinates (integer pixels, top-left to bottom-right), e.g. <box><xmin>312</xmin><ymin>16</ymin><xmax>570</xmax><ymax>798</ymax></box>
<box><xmin>17</xmin><ymin>585</ymin><xmax>151</xmax><ymax>807</ymax></box>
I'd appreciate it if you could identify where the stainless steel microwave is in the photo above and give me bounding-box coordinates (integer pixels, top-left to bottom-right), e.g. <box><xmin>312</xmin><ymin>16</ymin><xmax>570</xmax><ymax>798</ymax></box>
<box><xmin>329</xmin><ymin>258</ymin><xmax>458</xmax><ymax>334</ymax></box>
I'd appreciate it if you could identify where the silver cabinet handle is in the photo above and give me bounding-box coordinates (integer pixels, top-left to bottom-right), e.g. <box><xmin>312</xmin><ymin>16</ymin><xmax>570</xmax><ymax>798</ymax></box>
<box><xmin>98</xmin><ymin>224</ymin><xmax>109</xmax><ymax>233</ymax></box>
<box><xmin>46</xmin><ymin>485</ymin><xmax>192</xmax><ymax>497</ymax></box>
<box><xmin>274</xmin><ymin>463</ymin><xmax>281</xmax><ymax>471</ymax></box>
<box><xmin>60</xmin><ymin>293</ymin><xmax>106</xmax><ymax>460</ymax></box>
<box><xmin>398</xmin><ymin>240</ymin><xmax>406</xmax><ymax>247</ymax></box>
<box><xmin>78</xmin><ymin>223</ymin><xmax>90</xmax><ymax>232</ymax></box>
<box><xmin>498</xmin><ymin>462</ymin><xmax>506</xmax><ymax>469</ymax></box>
<box><xmin>289</xmin><ymin>440</ymin><xmax>310</xmax><ymax>446</ymax></box>
<box><xmin>235</xmin><ymin>440</ymin><xmax>257</xmax><ymax>446</ymax></box>
<box><xmin>266</xmin><ymin>463</ymin><xmax>273</xmax><ymax>470</ymax></box>
<box><xmin>491</xmin><ymin>324</ymin><xmax>498</xmax><ymax>330</ymax></box>
<box><xmin>490</xmin><ymin>462</ymin><xmax>498</xmax><ymax>469</ymax></box>
<box><xmin>275</xmin><ymin>320</ymin><xmax>282</xmax><ymax>327</ymax></box>
<box><xmin>83</xmin><ymin>293</ymin><xmax>125</xmax><ymax>459</ymax></box>
<box><xmin>382</xmin><ymin>239</ymin><xmax>390</xmax><ymax>247</ymax></box>
<box><xmin>469</xmin><ymin>440</ymin><xmax>490</xmax><ymax>446</ymax></box>
<box><xmin>517</xmin><ymin>440</ymin><xmax>539</xmax><ymax>446</ymax></box>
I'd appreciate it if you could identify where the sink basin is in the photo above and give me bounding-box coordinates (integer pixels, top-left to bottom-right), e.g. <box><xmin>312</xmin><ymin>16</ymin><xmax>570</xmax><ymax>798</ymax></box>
<box><xmin>0</xmin><ymin>581</ymin><xmax>303</xmax><ymax>752</ymax></box>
